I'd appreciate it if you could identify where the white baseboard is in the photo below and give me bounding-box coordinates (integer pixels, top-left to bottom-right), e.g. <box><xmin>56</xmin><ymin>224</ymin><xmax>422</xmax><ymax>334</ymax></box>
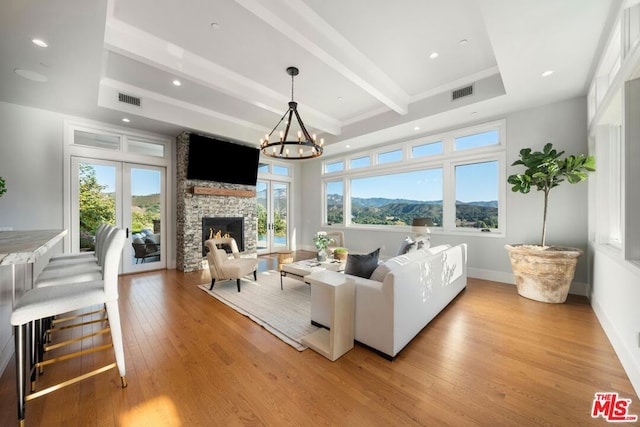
<box><xmin>590</xmin><ymin>297</ymin><xmax>640</xmax><ymax>399</ymax></box>
<box><xmin>467</xmin><ymin>267</ymin><xmax>588</xmax><ymax>296</ymax></box>
<box><xmin>467</xmin><ymin>267</ymin><xmax>514</xmax><ymax>285</ymax></box>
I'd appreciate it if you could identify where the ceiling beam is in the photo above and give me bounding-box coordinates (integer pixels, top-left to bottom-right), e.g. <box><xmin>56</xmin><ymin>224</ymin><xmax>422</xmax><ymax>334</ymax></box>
<box><xmin>103</xmin><ymin>17</ymin><xmax>342</xmax><ymax>135</ymax></box>
<box><xmin>233</xmin><ymin>0</ymin><xmax>410</xmax><ymax>115</ymax></box>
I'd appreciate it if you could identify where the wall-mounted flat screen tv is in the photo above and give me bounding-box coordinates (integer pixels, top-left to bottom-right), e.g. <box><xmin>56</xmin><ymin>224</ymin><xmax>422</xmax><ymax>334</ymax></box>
<box><xmin>187</xmin><ymin>134</ymin><xmax>260</xmax><ymax>186</ymax></box>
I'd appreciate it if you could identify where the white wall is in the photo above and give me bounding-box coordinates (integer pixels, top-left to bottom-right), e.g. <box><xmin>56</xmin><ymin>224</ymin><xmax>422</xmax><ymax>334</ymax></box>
<box><xmin>0</xmin><ymin>102</ymin><xmax>65</xmax><ymax>229</ymax></box>
<box><xmin>298</xmin><ymin>96</ymin><xmax>590</xmax><ymax>289</ymax></box>
<box><xmin>0</xmin><ymin>102</ymin><xmax>67</xmax><ymax>373</ymax></box>
<box><xmin>590</xmin><ymin>249</ymin><xmax>640</xmax><ymax>398</ymax></box>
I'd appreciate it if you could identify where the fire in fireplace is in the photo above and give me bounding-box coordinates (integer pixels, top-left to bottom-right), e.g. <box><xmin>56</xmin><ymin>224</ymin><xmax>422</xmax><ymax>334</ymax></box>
<box><xmin>202</xmin><ymin>217</ymin><xmax>244</xmax><ymax>256</ymax></box>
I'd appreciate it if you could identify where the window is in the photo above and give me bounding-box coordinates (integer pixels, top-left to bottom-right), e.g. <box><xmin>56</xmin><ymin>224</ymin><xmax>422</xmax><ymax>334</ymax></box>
<box><xmin>70</xmin><ymin>126</ymin><xmax>169</xmax><ymax>160</ymax></box>
<box><xmin>608</xmin><ymin>125</ymin><xmax>622</xmax><ymax>245</ymax></box>
<box><xmin>350</xmin><ymin>156</ymin><xmax>370</xmax><ymax>169</ymax></box>
<box><xmin>324</xmin><ymin>160</ymin><xmax>344</xmax><ymax>173</ymax></box>
<box><xmin>325</xmin><ymin>181</ymin><xmax>344</xmax><ymax>225</ymax></box>
<box><xmin>350</xmin><ymin>169</ymin><xmax>443</xmax><ymax>226</ymax></box>
<box><xmin>272</xmin><ymin>164</ymin><xmax>289</xmax><ymax>176</ymax></box>
<box><xmin>412</xmin><ymin>141</ymin><xmax>443</xmax><ymax>158</ymax></box>
<box><xmin>321</xmin><ymin>120</ymin><xmax>505</xmax><ymax>234</ymax></box>
<box><xmin>454</xmin><ymin>161</ymin><xmax>499</xmax><ymax>229</ymax></box>
<box><xmin>377</xmin><ymin>149</ymin><xmax>403</xmax><ymax>164</ymax></box>
<box><xmin>455</xmin><ymin>129</ymin><xmax>499</xmax><ymax>151</ymax></box>
<box><xmin>258</xmin><ymin>163</ymin><xmax>270</xmax><ymax>174</ymax></box>
<box><xmin>128</xmin><ymin>138</ymin><xmax>165</xmax><ymax>157</ymax></box>
<box><xmin>74</xmin><ymin>130</ymin><xmax>120</xmax><ymax>150</ymax></box>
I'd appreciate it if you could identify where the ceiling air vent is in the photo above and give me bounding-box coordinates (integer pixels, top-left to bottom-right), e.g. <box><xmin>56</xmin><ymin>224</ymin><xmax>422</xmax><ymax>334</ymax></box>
<box><xmin>451</xmin><ymin>84</ymin><xmax>474</xmax><ymax>101</ymax></box>
<box><xmin>118</xmin><ymin>92</ymin><xmax>141</xmax><ymax>107</ymax></box>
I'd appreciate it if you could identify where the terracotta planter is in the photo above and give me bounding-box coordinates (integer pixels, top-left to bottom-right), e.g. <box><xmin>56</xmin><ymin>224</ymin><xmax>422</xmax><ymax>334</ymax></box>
<box><xmin>505</xmin><ymin>244</ymin><xmax>583</xmax><ymax>303</ymax></box>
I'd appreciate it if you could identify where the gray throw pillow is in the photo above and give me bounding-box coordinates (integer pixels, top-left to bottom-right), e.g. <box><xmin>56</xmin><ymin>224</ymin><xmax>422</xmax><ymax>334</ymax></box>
<box><xmin>396</xmin><ymin>236</ymin><xmax>415</xmax><ymax>256</ymax></box>
<box><xmin>344</xmin><ymin>248</ymin><xmax>380</xmax><ymax>279</ymax></box>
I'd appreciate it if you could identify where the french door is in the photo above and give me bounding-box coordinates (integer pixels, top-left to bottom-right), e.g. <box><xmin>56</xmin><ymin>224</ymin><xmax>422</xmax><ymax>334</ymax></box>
<box><xmin>71</xmin><ymin>157</ymin><xmax>166</xmax><ymax>273</ymax></box>
<box><xmin>257</xmin><ymin>180</ymin><xmax>289</xmax><ymax>254</ymax></box>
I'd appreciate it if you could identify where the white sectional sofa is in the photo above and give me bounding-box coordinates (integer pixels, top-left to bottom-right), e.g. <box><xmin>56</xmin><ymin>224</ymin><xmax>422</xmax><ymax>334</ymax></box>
<box><xmin>310</xmin><ymin>243</ymin><xmax>467</xmax><ymax>359</ymax></box>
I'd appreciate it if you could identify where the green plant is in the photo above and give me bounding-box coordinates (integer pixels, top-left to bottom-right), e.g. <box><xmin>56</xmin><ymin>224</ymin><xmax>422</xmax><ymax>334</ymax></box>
<box><xmin>0</xmin><ymin>176</ymin><xmax>6</xmax><ymax>198</ymax></box>
<box><xmin>507</xmin><ymin>143</ymin><xmax>595</xmax><ymax>246</ymax></box>
<box><xmin>313</xmin><ymin>234</ymin><xmax>334</xmax><ymax>250</ymax></box>
<box><xmin>333</xmin><ymin>247</ymin><xmax>348</xmax><ymax>254</ymax></box>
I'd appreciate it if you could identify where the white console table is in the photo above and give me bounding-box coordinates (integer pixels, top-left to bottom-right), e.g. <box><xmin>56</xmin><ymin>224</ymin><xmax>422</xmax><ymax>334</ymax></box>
<box><xmin>301</xmin><ymin>271</ymin><xmax>355</xmax><ymax>361</ymax></box>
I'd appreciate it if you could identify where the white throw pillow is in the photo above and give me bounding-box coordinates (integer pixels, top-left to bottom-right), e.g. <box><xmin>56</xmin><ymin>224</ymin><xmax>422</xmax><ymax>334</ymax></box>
<box><xmin>369</xmin><ymin>263</ymin><xmax>391</xmax><ymax>282</ymax></box>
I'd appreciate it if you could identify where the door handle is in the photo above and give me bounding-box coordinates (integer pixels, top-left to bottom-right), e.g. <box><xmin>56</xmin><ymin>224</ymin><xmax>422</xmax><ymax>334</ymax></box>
<box><xmin>126</xmin><ymin>227</ymin><xmax>129</xmax><ymax>238</ymax></box>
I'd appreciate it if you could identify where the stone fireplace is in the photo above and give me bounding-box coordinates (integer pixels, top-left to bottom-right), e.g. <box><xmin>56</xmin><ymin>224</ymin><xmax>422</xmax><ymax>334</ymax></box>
<box><xmin>176</xmin><ymin>132</ymin><xmax>257</xmax><ymax>272</ymax></box>
<box><xmin>201</xmin><ymin>216</ymin><xmax>244</xmax><ymax>256</ymax></box>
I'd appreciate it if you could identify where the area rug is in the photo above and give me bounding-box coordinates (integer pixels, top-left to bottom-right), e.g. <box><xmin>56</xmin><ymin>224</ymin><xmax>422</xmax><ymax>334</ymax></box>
<box><xmin>198</xmin><ymin>270</ymin><xmax>319</xmax><ymax>351</ymax></box>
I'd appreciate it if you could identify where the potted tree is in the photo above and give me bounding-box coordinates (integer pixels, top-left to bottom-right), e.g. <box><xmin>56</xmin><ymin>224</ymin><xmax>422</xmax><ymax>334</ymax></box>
<box><xmin>505</xmin><ymin>143</ymin><xmax>595</xmax><ymax>303</ymax></box>
<box><xmin>0</xmin><ymin>177</ymin><xmax>6</xmax><ymax>198</ymax></box>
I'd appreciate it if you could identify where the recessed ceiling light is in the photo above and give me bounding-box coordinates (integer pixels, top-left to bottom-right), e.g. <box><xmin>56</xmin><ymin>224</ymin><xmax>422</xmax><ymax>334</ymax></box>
<box><xmin>471</xmin><ymin>111</ymin><xmax>478</xmax><ymax>116</ymax></box>
<box><xmin>414</xmin><ymin>126</ymin><xmax>420</xmax><ymax>131</ymax></box>
<box><xmin>345</xmin><ymin>144</ymin><xmax>351</xmax><ymax>148</ymax></box>
<box><xmin>122</xmin><ymin>118</ymin><xmax>130</xmax><ymax>123</ymax></box>
<box><xmin>31</xmin><ymin>38</ymin><xmax>48</xmax><ymax>48</ymax></box>
<box><xmin>542</xmin><ymin>70</ymin><xmax>554</xmax><ymax>77</ymax></box>
<box><xmin>210</xmin><ymin>22</ymin><xmax>221</xmax><ymax>31</ymax></box>
<box><xmin>173</xmin><ymin>79</ymin><xmax>182</xmax><ymax>86</ymax></box>
<box><xmin>14</xmin><ymin>68</ymin><xmax>47</xmax><ymax>82</ymax></box>
<box><xmin>429</xmin><ymin>52</ymin><xmax>439</xmax><ymax>59</ymax></box>
<box><xmin>459</xmin><ymin>39</ymin><xmax>469</xmax><ymax>45</ymax></box>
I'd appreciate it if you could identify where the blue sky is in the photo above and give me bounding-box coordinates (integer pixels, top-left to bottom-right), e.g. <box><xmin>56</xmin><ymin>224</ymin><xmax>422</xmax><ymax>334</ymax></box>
<box><xmin>330</xmin><ymin>130</ymin><xmax>500</xmax><ymax>202</ymax></box>
<box><xmin>89</xmin><ymin>164</ymin><xmax>160</xmax><ymax>196</ymax></box>
<box><xmin>348</xmin><ymin>161</ymin><xmax>498</xmax><ymax>202</ymax></box>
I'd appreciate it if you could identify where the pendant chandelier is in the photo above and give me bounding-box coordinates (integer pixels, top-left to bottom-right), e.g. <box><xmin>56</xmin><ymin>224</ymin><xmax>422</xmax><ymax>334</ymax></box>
<box><xmin>260</xmin><ymin>66</ymin><xmax>323</xmax><ymax>160</ymax></box>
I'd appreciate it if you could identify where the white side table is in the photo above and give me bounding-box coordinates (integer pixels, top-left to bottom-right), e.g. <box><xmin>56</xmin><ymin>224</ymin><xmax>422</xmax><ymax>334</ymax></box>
<box><xmin>301</xmin><ymin>271</ymin><xmax>355</xmax><ymax>361</ymax></box>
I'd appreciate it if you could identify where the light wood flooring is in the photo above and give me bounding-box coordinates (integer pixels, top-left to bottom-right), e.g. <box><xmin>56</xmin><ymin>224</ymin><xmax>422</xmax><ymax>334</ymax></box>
<box><xmin>0</xmin><ymin>251</ymin><xmax>637</xmax><ymax>426</ymax></box>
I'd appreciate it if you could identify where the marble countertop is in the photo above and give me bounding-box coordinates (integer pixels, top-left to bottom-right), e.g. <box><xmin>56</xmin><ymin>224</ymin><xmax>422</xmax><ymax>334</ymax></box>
<box><xmin>0</xmin><ymin>230</ymin><xmax>67</xmax><ymax>265</ymax></box>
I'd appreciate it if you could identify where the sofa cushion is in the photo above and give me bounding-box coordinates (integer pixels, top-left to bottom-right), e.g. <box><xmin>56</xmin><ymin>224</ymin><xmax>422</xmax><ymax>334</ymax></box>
<box><xmin>345</xmin><ymin>248</ymin><xmax>380</xmax><ymax>279</ymax></box>
<box><xmin>426</xmin><ymin>244</ymin><xmax>451</xmax><ymax>255</ymax></box>
<box><xmin>370</xmin><ymin>249</ymin><xmax>432</xmax><ymax>282</ymax></box>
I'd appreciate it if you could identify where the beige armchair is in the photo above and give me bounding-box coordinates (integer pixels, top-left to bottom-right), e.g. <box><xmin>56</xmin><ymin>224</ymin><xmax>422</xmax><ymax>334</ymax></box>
<box><xmin>205</xmin><ymin>238</ymin><xmax>258</xmax><ymax>292</ymax></box>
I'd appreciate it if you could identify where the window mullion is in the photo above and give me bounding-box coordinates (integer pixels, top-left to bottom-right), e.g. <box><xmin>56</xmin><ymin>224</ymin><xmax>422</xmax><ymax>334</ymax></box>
<box><xmin>442</xmin><ymin>159</ymin><xmax>455</xmax><ymax>231</ymax></box>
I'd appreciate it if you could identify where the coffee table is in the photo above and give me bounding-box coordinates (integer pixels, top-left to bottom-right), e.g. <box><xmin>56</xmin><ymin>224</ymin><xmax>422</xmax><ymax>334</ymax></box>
<box><xmin>279</xmin><ymin>258</ymin><xmax>345</xmax><ymax>289</ymax></box>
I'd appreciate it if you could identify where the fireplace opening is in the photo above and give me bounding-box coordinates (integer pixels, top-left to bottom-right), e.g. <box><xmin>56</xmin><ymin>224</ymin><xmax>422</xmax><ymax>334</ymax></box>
<box><xmin>202</xmin><ymin>217</ymin><xmax>244</xmax><ymax>256</ymax></box>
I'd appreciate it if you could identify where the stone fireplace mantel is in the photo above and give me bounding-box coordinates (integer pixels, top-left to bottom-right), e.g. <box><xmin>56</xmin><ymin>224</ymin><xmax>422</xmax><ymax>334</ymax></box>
<box><xmin>176</xmin><ymin>132</ymin><xmax>257</xmax><ymax>272</ymax></box>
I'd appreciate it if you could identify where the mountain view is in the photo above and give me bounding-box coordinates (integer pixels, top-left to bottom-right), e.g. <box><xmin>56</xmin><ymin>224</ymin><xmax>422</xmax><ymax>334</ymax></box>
<box><xmin>327</xmin><ymin>195</ymin><xmax>498</xmax><ymax>228</ymax></box>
